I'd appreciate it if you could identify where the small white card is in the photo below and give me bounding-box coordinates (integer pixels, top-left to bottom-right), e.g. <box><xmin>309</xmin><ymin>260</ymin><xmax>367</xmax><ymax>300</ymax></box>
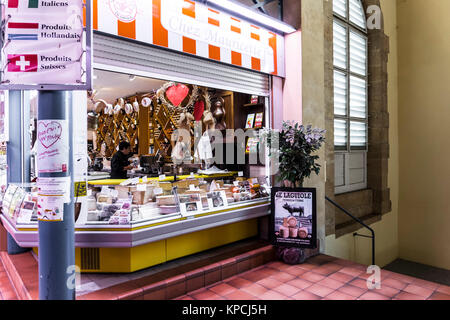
<box><xmin>142</xmin><ymin>176</ymin><xmax>148</xmax><ymax>183</ymax></box>
<box><xmin>153</xmin><ymin>188</ymin><xmax>163</xmax><ymax>195</ymax></box>
<box><xmin>238</xmin><ymin>171</ymin><xmax>244</xmax><ymax>177</ymax></box>
<box><xmin>136</xmin><ymin>184</ymin><xmax>147</xmax><ymax>191</ymax></box>
<box><xmin>159</xmin><ymin>174</ymin><xmax>166</xmax><ymax>180</ymax></box>
<box><xmin>207</xmin><ymin>191</ymin><xmax>228</xmax><ymax>210</ymax></box>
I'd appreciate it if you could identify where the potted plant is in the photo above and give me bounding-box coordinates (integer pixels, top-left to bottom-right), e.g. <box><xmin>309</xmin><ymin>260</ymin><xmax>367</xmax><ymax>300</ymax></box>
<box><xmin>263</xmin><ymin>121</ymin><xmax>326</xmax><ymax>187</ymax></box>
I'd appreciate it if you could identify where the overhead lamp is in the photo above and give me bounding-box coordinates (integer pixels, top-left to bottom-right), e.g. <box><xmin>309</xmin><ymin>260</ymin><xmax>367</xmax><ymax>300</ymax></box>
<box><xmin>202</xmin><ymin>0</ymin><xmax>296</xmax><ymax>34</ymax></box>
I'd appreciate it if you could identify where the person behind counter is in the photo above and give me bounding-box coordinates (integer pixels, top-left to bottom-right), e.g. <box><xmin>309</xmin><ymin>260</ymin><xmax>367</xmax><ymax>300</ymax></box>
<box><xmin>110</xmin><ymin>141</ymin><xmax>136</xmax><ymax>179</ymax></box>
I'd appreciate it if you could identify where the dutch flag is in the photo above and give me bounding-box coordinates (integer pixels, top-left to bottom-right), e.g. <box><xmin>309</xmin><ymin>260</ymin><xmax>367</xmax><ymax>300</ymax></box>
<box><xmin>8</xmin><ymin>0</ymin><xmax>39</xmax><ymax>8</ymax></box>
<box><xmin>8</xmin><ymin>22</ymin><xmax>39</xmax><ymax>41</ymax></box>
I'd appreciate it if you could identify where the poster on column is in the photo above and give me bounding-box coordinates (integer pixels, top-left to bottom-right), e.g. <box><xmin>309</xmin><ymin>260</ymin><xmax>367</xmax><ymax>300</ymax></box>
<box><xmin>270</xmin><ymin>187</ymin><xmax>317</xmax><ymax>249</ymax></box>
<box><xmin>0</xmin><ymin>0</ymin><xmax>92</xmax><ymax>90</ymax></box>
<box><xmin>37</xmin><ymin>177</ymin><xmax>71</xmax><ymax>221</ymax></box>
<box><xmin>37</xmin><ymin>119</ymin><xmax>69</xmax><ymax>174</ymax></box>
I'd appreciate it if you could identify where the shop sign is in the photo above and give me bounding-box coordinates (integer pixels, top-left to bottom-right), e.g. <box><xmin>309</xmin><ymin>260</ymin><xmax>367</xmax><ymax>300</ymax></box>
<box><xmin>37</xmin><ymin>119</ymin><xmax>69</xmax><ymax>174</ymax></box>
<box><xmin>37</xmin><ymin>177</ymin><xmax>71</xmax><ymax>221</ymax></box>
<box><xmin>0</xmin><ymin>0</ymin><xmax>92</xmax><ymax>90</ymax></box>
<box><xmin>270</xmin><ymin>187</ymin><xmax>317</xmax><ymax>249</ymax></box>
<box><xmin>94</xmin><ymin>0</ymin><xmax>285</xmax><ymax>77</ymax></box>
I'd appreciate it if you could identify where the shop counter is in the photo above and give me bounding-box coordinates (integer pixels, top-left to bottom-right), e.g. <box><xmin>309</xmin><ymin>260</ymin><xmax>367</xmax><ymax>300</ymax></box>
<box><xmin>0</xmin><ymin>198</ymin><xmax>269</xmax><ymax>273</ymax></box>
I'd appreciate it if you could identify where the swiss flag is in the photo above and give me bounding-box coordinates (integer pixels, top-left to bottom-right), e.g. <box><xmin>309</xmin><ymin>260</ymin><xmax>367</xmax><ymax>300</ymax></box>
<box><xmin>8</xmin><ymin>54</ymin><xmax>38</xmax><ymax>72</ymax></box>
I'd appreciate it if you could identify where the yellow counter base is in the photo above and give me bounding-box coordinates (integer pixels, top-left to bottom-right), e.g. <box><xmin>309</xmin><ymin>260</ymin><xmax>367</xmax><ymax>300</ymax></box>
<box><xmin>73</xmin><ymin>218</ymin><xmax>258</xmax><ymax>273</ymax></box>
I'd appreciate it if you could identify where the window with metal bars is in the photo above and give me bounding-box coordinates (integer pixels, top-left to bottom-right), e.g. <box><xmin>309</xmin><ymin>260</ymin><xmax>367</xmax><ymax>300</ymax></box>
<box><xmin>333</xmin><ymin>0</ymin><xmax>368</xmax><ymax>194</ymax></box>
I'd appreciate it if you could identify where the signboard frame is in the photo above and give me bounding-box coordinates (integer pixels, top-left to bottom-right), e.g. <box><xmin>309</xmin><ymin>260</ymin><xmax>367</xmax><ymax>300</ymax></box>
<box><xmin>0</xmin><ymin>0</ymin><xmax>93</xmax><ymax>91</ymax></box>
<box><xmin>270</xmin><ymin>187</ymin><xmax>317</xmax><ymax>249</ymax></box>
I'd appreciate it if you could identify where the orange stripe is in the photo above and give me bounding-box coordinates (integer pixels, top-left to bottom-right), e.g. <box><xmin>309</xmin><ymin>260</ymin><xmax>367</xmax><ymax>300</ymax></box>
<box><xmin>83</xmin><ymin>0</ymin><xmax>86</xmax><ymax>27</ymax></box>
<box><xmin>182</xmin><ymin>0</ymin><xmax>196</xmax><ymax>54</ymax></box>
<box><xmin>208</xmin><ymin>8</ymin><xmax>219</xmax><ymax>14</ymax></box>
<box><xmin>251</xmin><ymin>57</ymin><xmax>261</xmax><ymax>71</ymax></box>
<box><xmin>268</xmin><ymin>32</ymin><xmax>278</xmax><ymax>75</ymax></box>
<box><xmin>118</xmin><ymin>20</ymin><xmax>136</xmax><ymax>39</ymax></box>
<box><xmin>182</xmin><ymin>0</ymin><xmax>195</xmax><ymax>18</ymax></box>
<box><xmin>183</xmin><ymin>38</ymin><xmax>196</xmax><ymax>54</ymax></box>
<box><xmin>231</xmin><ymin>25</ymin><xmax>241</xmax><ymax>33</ymax></box>
<box><xmin>153</xmin><ymin>0</ymin><xmax>168</xmax><ymax>47</ymax></box>
<box><xmin>93</xmin><ymin>0</ymin><xmax>98</xmax><ymax>30</ymax></box>
<box><xmin>231</xmin><ymin>52</ymin><xmax>242</xmax><ymax>66</ymax></box>
<box><xmin>209</xmin><ymin>45</ymin><xmax>220</xmax><ymax>61</ymax></box>
<box><xmin>251</xmin><ymin>33</ymin><xmax>260</xmax><ymax>41</ymax></box>
<box><xmin>208</xmin><ymin>17</ymin><xmax>219</xmax><ymax>26</ymax></box>
<box><xmin>231</xmin><ymin>17</ymin><xmax>240</xmax><ymax>22</ymax></box>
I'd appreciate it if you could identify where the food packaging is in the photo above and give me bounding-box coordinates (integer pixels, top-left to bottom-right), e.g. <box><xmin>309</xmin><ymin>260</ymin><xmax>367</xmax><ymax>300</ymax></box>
<box><xmin>298</xmin><ymin>227</ymin><xmax>308</xmax><ymax>239</ymax></box>
<box><xmin>156</xmin><ymin>195</ymin><xmax>175</xmax><ymax>206</ymax></box>
<box><xmin>279</xmin><ymin>226</ymin><xmax>289</xmax><ymax>238</ymax></box>
<box><xmin>289</xmin><ymin>227</ymin><xmax>298</xmax><ymax>238</ymax></box>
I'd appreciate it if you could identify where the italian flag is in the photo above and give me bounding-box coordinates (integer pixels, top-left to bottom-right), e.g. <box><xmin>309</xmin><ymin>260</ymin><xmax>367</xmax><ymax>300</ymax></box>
<box><xmin>8</xmin><ymin>0</ymin><xmax>39</xmax><ymax>8</ymax></box>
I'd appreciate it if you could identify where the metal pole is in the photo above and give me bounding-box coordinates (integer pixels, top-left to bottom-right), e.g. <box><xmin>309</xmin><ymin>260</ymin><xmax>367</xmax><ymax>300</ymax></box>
<box><xmin>6</xmin><ymin>90</ymin><xmax>30</xmax><ymax>255</ymax></box>
<box><xmin>38</xmin><ymin>91</ymin><xmax>75</xmax><ymax>300</ymax></box>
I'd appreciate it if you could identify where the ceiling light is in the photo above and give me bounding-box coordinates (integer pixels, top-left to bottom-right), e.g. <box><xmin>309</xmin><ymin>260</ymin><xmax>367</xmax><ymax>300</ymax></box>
<box><xmin>203</xmin><ymin>0</ymin><xmax>296</xmax><ymax>34</ymax></box>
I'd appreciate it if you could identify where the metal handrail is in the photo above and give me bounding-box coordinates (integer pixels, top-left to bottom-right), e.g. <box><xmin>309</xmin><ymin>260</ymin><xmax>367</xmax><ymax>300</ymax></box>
<box><xmin>325</xmin><ymin>196</ymin><xmax>375</xmax><ymax>265</ymax></box>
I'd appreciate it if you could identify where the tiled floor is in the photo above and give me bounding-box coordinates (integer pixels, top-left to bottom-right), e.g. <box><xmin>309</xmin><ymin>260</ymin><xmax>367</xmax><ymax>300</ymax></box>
<box><xmin>175</xmin><ymin>255</ymin><xmax>450</xmax><ymax>300</ymax></box>
<box><xmin>0</xmin><ymin>257</ymin><xmax>17</xmax><ymax>300</ymax></box>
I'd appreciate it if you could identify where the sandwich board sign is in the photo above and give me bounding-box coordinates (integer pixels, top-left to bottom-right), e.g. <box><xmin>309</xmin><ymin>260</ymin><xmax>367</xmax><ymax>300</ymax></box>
<box><xmin>0</xmin><ymin>0</ymin><xmax>92</xmax><ymax>90</ymax></box>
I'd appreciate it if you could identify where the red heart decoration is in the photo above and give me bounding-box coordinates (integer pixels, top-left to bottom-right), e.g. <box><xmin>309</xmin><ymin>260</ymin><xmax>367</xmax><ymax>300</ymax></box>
<box><xmin>193</xmin><ymin>100</ymin><xmax>205</xmax><ymax>121</ymax></box>
<box><xmin>166</xmin><ymin>84</ymin><xmax>189</xmax><ymax>107</ymax></box>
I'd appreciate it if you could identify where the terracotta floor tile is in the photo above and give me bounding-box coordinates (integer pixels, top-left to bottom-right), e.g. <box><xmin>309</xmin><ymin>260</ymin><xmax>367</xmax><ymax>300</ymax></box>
<box><xmin>328</xmin><ymin>271</ymin><xmax>355</xmax><ymax>283</ymax></box>
<box><xmin>321</xmin><ymin>263</ymin><xmax>344</xmax><ymax>272</ymax></box>
<box><xmin>300</xmin><ymin>271</ymin><xmax>326</xmax><ymax>283</ymax></box>
<box><xmin>272</xmin><ymin>283</ymin><xmax>302</xmax><ymax>297</ymax></box>
<box><xmin>291</xmin><ymin>290</ymin><xmax>321</xmax><ymax>300</ymax></box>
<box><xmin>259</xmin><ymin>290</ymin><xmax>287</xmax><ymax>300</ymax></box>
<box><xmin>313</xmin><ymin>266</ymin><xmax>337</xmax><ymax>276</ymax></box>
<box><xmin>358</xmin><ymin>291</ymin><xmax>390</xmax><ymax>300</ymax></box>
<box><xmin>240</xmin><ymin>282</ymin><xmax>267</xmax><ymax>296</ymax></box>
<box><xmin>191</xmin><ymin>289</ymin><xmax>223</xmax><ymax>300</ymax></box>
<box><xmin>269</xmin><ymin>272</ymin><xmax>296</xmax><ymax>283</ymax></box>
<box><xmin>240</xmin><ymin>269</ymin><xmax>270</xmax><ymax>283</ymax></box>
<box><xmin>317</xmin><ymin>277</ymin><xmax>345</xmax><ymax>290</ymax></box>
<box><xmin>339</xmin><ymin>267</ymin><xmax>365</xmax><ymax>277</ymax></box>
<box><xmin>286</xmin><ymin>278</ymin><xmax>313</xmax><ymax>290</ymax></box>
<box><xmin>325</xmin><ymin>291</ymin><xmax>356</xmax><ymax>300</ymax></box>
<box><xmin>387</xmin><ymin>273</ymin><xmax>417</xmax><ymax>284</ymax></box>
<box><xmin>436</xmin><ymin>285</ymin><xmax>450</xmax><ymax>295</ymax></box>
<box><xmin>265</xmin><ymin>261</ymin><xmax>290</xmax><ymax>271</ymax></box>
<box><xmin>395</xmin><ymin>291</ymin><xmax>425</xmax><ymax>300</ymax></box>
<box><xmin>305</xmin><ymin>284</ymin><xmax>335</xmax><ymax>298</ymax></box>
<box><xmin>411</xmin><ymin>278</ymin><xmax>440</xmax><ymax>291</ymax></box>
<box><xmin>257</xmin><ymin>277</ymin><xmax>284</xmax><ymax>290</ymax></box>
<box><xmin>226</xmin><ymin>277</ymin><xmax>253</xmax><ymax>289</ymax></box>
<box><xmin>403</xmin><ymin>284</ymin><xmax>434</xmax><ymax>299</ymax></box>
<box><xmin>428</xmin><ymin>292</ymin><xmax>450</xmax><ymax>300</ymax></box>
<box><xmin>284</xmin><ymin>266</ymin><xmax>308</xmax><ymax>277</ymax></box>
<box><xmin>374</xmin><ymin>285</ymin><xmax>400</xmax><ymax>298</ymax></box>
<box><xmin>225</xmin><ymin>289</ymin><xmax>257</xmax><ymax>300</ymax></box>
<box><xmin>208</xmin><ymin>283</ymin><xmax>236</xmax><ymax>296</ymax></box>
<box><xmin>382</xmin><ymin>277</ymin><xmax>408</xmax><ymax>291</ymax></box>
<box><xmin>296</xmin><ymin>263</ymin><xmax>318</xmax><ymax>271</ymax></box>
<box><xmin>348</xmin><ymin>278</ymin><xmax>369</xmax><ymax>290</ymax></box>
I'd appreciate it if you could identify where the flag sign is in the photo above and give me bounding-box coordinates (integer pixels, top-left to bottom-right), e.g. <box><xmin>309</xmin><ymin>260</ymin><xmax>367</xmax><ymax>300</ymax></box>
<box><xmin>0</xmin><ymin>0</ymin><xmax>92</xmax><ymax>90</ymax></box>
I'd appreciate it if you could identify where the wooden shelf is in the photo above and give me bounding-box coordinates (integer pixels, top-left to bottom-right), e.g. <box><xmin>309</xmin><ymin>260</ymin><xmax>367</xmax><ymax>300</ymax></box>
<box><xmin>242</xmin><ymin>103</ymin><xmax>265</xmax><ymax>108</ymax></box>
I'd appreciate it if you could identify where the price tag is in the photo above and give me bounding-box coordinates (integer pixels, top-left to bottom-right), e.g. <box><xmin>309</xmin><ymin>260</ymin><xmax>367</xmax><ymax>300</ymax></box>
<box><xmin>238</xmin><ymin>172</ymin><xmax>244</xmax><ymax>177</ymax></box>
<box><xmin>110</xmin><ymin>190</ymin><xmax>119</xmax><ymax>198</ymax></box>
<box><xmin>233</xmin><ymin>181</ymin><xmax>240</xmax><ymax>186</ymax></box>
<box><xmin>101</xmin><ymin>186</ymin><xmax>111</xmax><ymax>195</ymax></box>
<box><xmin>142</xmin><ymin>176</ymin><xmax>148</xmax><ymax>183</ymax></box>
<box><xmin>252</xmin><ymin>178</ymin><xmax>258</xmax><ymax>184</ymax></box>
<box><xmin>130</xmin><ymin>177</ymin><xmax>140</xmax><ymax>185</ymax></box>
<box><xmin>190</xmin><ymin>172</ymin><xmax>195</xmax><ymax>178</ymax></box>
<box><xmin>87</xmin><ymin>189</ymin><xmax>92</xmax><ymax>197</ymax></box>
<box><xmin>153</xmin><ymin>188</ymin><xmax>163</xmax><ymax>195</ymax></box>
<box><xmin>159</xmin><ymin>174</ymin><xmax>166</xmax><ymax>181</ymax></box>
<box><xmin>189</xmin><ymin>184</ymin><xmax>198</xmax><ymax>191</ymax></box>
<box><xmin>137</xmin><ymin>184</ymin><xmax>147</xmax><ymax>191</ymax></box>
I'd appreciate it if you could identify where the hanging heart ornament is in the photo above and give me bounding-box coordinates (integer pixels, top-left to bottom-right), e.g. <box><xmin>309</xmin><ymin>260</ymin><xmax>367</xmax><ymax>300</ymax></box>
<box><xmin>165</xmin><ymin>83</ymin><xmax>190</xmax><ymax>107</ymax></box>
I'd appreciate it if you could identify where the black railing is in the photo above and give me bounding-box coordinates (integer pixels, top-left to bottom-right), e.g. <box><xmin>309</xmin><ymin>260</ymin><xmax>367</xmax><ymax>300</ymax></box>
<box><xmin>325</xmin><ymin>196</ymin><xmax>375</xmax><ymax>266</ymax></box>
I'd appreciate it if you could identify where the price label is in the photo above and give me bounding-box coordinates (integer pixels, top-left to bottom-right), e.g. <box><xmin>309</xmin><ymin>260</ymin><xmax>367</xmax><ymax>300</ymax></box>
<box><xmin>136</xmin><ymin>184</ymin><xmax>147</xmax><ymax>191</ymax></box>
<box><xmin>233</xmin><ymin>181</ymin><xmax>240</xmax><ymax>186</ymax></box>
<box><xmin>159</xmin><ymin>174</ymin><xmax>167</xmax><ymax>181</ymax></box>
<box><xmin>189</xmin><ymin>184</ymin><xmax>198</xmax><ymax>191</ymax></box>
<box><xmin>238</xmin><ymin>172</ymin><xmax>244</xmax><ymax>177</ymax></box>
<box><xmin>190</xmin><ymin>172</ymin><xmax>195</xmax><ymax>178</ymax></box>
<box><xmin>142</xmin><ymin>176</ymin><xmax>148</xmax><ymax>183</ymax></box>
<box><xmin>153</xmin><ymin>188</ymin><xmax>163</xmax><ymax>195</ymax></box>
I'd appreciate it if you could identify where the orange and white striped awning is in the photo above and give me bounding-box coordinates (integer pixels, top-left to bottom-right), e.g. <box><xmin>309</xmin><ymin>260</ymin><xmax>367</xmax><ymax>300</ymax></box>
<box><xmin>92</xmin><ymin>0</ymin><xmax>285</xmax><ymax>77</ymax></box>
